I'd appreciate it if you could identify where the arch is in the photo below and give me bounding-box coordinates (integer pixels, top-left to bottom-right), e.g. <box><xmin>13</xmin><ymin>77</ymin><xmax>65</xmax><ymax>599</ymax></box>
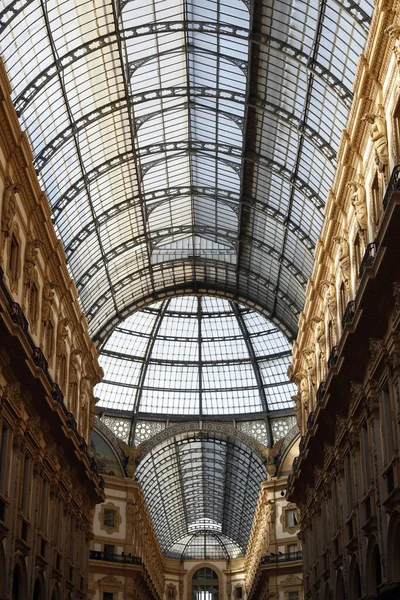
<box><xmin>349</xmin><ymin>557</ymin><xmax>362</xmax><ymax>600</ymax></box>
<box><xmin>335</xmin><ymin>570</ymin><xmax>345</xmax><ymax>600</ymax></box>
<box><xmin>0</xmin><ymin>541</ymin><xmax>6</xmax><ymax>599</ymax></box>
<box><xmin>366</xmin><ymin>536</ymin><xmax>383</xmax><ymax>596</ymax></box>
<box><xmin>91</xmin><ymin>278</ymin><xmax>298</xmax><ymax>346</ymax></box>
<box><xmin>192</xmin><ymin>567</ymin><xmax>219</xmax><ymax>600</ymax></box>
<box><xmin>32</xmin><ymin>572</ymin><xmax>46</xmax><ymax>600</ymax></box>
<box><xmin>50</xmin><ymin>582</ymin><xmax>61</xmax><ymax>600</ymax></box>
<box><xmin>138</xmin><ymin>421</ymin><xmax>268</xmax><ymax>462</ymax></box>
<box><xmin>187</xmin><ymin>563</ymin><xmax>223</xmax><ymax>600</ymax></box>
<box><xmin>11</xmin><ymin>557</ymin><xmax>28</xmax><ymax>600</ymax></box>
<box><xmin>386</xmin><ymin>510</ymin><xmax>400</xmax><ymax>581</ymax></box>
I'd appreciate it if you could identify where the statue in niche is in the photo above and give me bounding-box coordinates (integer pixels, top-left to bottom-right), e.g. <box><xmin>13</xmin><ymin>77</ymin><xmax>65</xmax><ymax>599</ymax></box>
<box><xmin>1</xmin><ymin>181</ymin><xmax>21</xmax><ymax>245</ymax></box>
<box><xmin>347</xmin><ymin>179</ymin><xmax>368</xmax><ymax>235</ymax></box>
<box><xmin>362</xmin><ymin>112</ymin><xmax>389</xmax><ymax>171</ymax></box>
<box><xmin>42</xmin><ymin>280</ymin><xmax>57</xmax><ymax>327</ymax></box>
<box><xmin>56</xmin><ymin>317</ymin><xmax>69</xmax><ymax>358</ymax></box>
<box><xmin>23</xmin><ymin>239</ymin><xmax>41</xmax><ymax>292</ymax></box>
<box><xmin>264</xmin><ymin>500</ymin><xmax>275</xmax><ymax>552</ymax></box>
<box><xmin>291</xmin><ymin>394</ymin><xmax>303</xmax><ymax>433</ymax></box>
<box><xmin>312</xmin><ymin>317</ymin><xmax>326</xmax><ymax>384</ymax></box>
<box><xmin>333</xmin><ymin>236</ymin><xmax>350</xmax><ymax>291</ymax></box>
<box><xmin>69</xmin><ymin>349</ymin><xmax>82</xmax><ymax>413</ymax></box>
<box><xmin>321</xmin><ymin>279</ymin><xmax>338</xmax><ymax>345</ymax></box>
<box><xmin>300</xmin><ymin>376</ymin><xmax>309</xmax><ymax>413</ymax></box>
<box><xmin>303</xmin><ymin>350</ymin><xmax>316</xmax><ymax>407</ymax></box>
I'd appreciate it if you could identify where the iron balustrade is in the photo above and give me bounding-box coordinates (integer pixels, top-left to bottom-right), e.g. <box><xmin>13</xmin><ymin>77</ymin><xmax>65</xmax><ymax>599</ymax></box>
<box><xmin>327</xmin><ymin>345</ymin><xmax>338</xmax><ymax>369</ymax></box>
<box><xmin>341</xmin><ymin>300</ymin><xmax>356</xmax><ymax>330</ymax></box>
<box><xmin>261</xmin><ymin>551</ymin><xmax>303</xmax><ymax>564</ymax></box>
<box><xmin>89</xmin><ymin>550</ymin><xmax>142</xmax><ymax>565</ymax></box>
<box><xmin>358</xmin><ymin>241</ymin><xmax>378</xmax><ymax>279</ymax></box>
<box><xmin>383</xmin><ymin>164</ymin><xmax>400</xmax><ymax>210</ymax></box>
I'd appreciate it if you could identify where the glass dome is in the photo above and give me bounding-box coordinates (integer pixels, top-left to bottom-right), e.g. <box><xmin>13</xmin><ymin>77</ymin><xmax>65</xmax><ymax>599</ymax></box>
<box><xmin>95</xmin><ymin>295</ymin><xmax>296</xmax><ymax>416</ymax></box>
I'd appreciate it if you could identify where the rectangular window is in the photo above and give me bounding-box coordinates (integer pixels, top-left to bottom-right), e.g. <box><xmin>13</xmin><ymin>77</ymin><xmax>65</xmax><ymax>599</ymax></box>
<box><xmin>345</xmin><ymin>452</ymin><xmax>353</xmax><ymax>517</ymax></box>
<box><xmin>21</xmin><ymin>454</ymin><xmax>31</xmax><ymax>516</ymax></box>
<box><xmin>288</xmin><ymin>544</ymin><xmax>298</xmax><ymax>555</ymax></box>
<box><xmin>382</xmin><ymin>386</ymin><xmax>394</xmax><ymax>462</ymax></box>
<box><xmin>104</xmin><ymin>544</ymin><xmax>114</xmax><ymax>558</ymax></box>
<box><xmin>103</xmin><ymin>509</ymin><xmax>116</xmax><ymax>528</ymax></box>
<box><xmin>40</xmin><ymin>479</ymin><xmax>48</xmax><ymax>533</ymax></box>
<box><xmin>0</xmin><ymin>425</ymin><xmax>10</xmax><ymax>494</ymax></box>
<box><xmin>236</xmin><ymin>587</ymin><xmax>243</xmax><ymax>598</ymax></box>
<box><xmin>286</xmin><ymin>509</ymin><xmax>298</xmax><ymax>528</ymax></box>
<box><xmin>288</xmin><ymin>592</ymin><xmax>299</xmax><ymax>600</ymax></box>
<box><xmin>9</xmin><ymin>234</ymin><xmax>19</xmax><ymax>280</ymax></box>
<box><xmin>103</xmin><ymin>593</ymin><xmax>114</xmax><ymax>600</ymax></box>
<box><xmin>361</xmin><ymin>424</ymin><xmax>371</xmax><ymax>491</ymax></box>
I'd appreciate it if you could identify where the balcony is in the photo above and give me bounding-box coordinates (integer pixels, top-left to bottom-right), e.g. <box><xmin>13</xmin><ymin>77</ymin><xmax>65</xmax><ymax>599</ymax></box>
<box><xmin>358</xmin><ymin>241</ymin><xmax>378</xmax><ymax>279</ymax></box>
<box><xmin>341</xmin><ymin>300</ymin><xmax>356</xmax><ymax>330</ymax></box>
<box><xmin>261</xmin><ymin>551</ymin><xmax>303</xmax><ymax>565</ymax></box>
<box><xmin>383</xmin><ymin>164</ymin><xmax>400</xmax><ymax>210</ymax></box>
<box><xmin>89</xmin><ymin>550</ymin><xmax>141</xmax><ymax>565</ymax></box>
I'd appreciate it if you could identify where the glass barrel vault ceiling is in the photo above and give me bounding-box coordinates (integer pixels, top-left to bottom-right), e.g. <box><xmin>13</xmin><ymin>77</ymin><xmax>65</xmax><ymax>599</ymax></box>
<box><xmin>96</xmin><ymin>295</ymin><xmax>296</xmax><ymax>418</ymax></box>
<box><xmin>0</xmin><ymin>0</ymin><xmax>373</xmax><ymax>343</ymax></box>
<box><xmin>135</xmin><ymin>430</ymin><xmax>266</xmax><ymax>559</ymax></box>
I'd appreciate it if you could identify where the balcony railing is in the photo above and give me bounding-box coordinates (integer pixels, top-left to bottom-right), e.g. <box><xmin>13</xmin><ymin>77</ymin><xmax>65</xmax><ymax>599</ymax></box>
<box><xmin>358</xmin><ymin>241</ymin><xmax>378</xmax><ymax>279</ymax></box>
<box><xmin>383</xmin><ymin>164</ymin><xmax>400</xmax><ymax>210</ymax></box>
<box><xmin>261</xmin><ymin>551</ymin><xmax>303</xmax><ymax>564</ymax></box>
<box><xmin>89</xmin><ymin>550</ymin><xmax>141</xmax><ymax>565</ymax></box>
<box><xmin>341</xmin><ymin>300</ymin><xmax>356</xmax><ymax>330</ymax></box>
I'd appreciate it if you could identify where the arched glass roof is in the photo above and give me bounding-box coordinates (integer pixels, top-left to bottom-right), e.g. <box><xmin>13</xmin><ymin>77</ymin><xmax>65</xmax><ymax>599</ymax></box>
<box><xmin>136</xmin><ymin>430</ymin><xmax>266</xmax><ymax>558</ymax></box>
<box><xmin>0</xmin><ymin>0</ymin><xmax>373</xmax><ymax>341</ymax></box>
<box><xmin>95</xmin><ymin>296</ymin><xmax>296</xmax><ymax>437</ymax></box>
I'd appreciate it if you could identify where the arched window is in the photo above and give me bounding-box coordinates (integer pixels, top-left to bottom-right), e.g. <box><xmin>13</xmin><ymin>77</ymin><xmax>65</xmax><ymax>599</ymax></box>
<box><xmin>192</xmin><ymin>567</ymin><xmax>219</xmax><ymax>600</ymax></box>
<box><xmin>366</xmin><ymin>538</ymin><xmax>382</xmax><ymax>596</ymax></box>
<box><xmin>11</xmin><ymin>561</ymin><xmax>27</xmax><ymax>600</ymax></box>
<box><xmin>33</xmin><ymin>577</ymin><xmax>45</xmax><ymax>600</ymax></box>
<box><xmin>349</xmin><ymin>559</ymin><xmax>362</xmax><ymax>600</ymax></box>
<box><xmin>387</xmin><ymin>511</ymin><xmax>400</xmax><ymax>581</ymax></box>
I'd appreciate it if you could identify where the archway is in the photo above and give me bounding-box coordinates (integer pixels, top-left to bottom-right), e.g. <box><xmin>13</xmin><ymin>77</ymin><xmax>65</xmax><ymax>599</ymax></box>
<box><xmin>192</xmin><ymin>567</ymin><xmax>219</xmax><ymax>600</ymax></box>
<box><xmin>33</xmin><ymin>575</ymin><xmax>45</xmax><ymax>600</ymax></box>
<box><xmin>335</xmin><ymin>570</ymin><xmax>345</xmax><ymax>600</ymax></box>
<box><xmin>0</xmin><ymin>542</ymin><xmax>6</xmax><ymax>599</ymax></box>
<box><xmin>387</xmin><ymin>511</ymin><xmax>400</xmax><ymax>581</ymax></box>
<box><xmin>50</xmin><ymin>583</ymin><xmax>61</xmax><ymax>600</ymax></box>
<box><xmin>349</xmin><ymin>558</ymin><xmax>362</xmax><ymax>600</ymax></box>
<box><xmin>11</xmin><ymin>559</ymin><xmax>28</xmax><ymax>600</ymax></box>
<box><xmin>366</xmin><ymin>537</ymin><xmax>382</xmax><ymax>596</ymax></box>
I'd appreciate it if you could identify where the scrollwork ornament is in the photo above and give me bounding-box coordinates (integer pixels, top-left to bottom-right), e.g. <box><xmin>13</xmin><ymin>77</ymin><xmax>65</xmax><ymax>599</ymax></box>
<box><xmin>349</xmin><ymin>381</ymin><xmax>363</xmax><ymax>408</ymax></box>
<box><xmin>393</xmin><ymin>282</ymin><xmax>400</xmax><ymax>315</ymax></box>
<box><xmin>369</xmin><ymin>338</ymin><xmax>385</xmax><ymax>363</ymax></box>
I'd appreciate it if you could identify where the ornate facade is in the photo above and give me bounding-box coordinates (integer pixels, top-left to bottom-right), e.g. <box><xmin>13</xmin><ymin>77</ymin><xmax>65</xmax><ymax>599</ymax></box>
<box><xmin>0</xmin><ymin>59</ymin><xmax>104</xmax><ymax>599</ymax></box>
<box><xmin>288</xmin><ymin>1</ymin><xmax>400</xmax><ymax>598</ymax></box>
<box><xmin>89</xmin><ymin>421</ymin><xmax>302</xmax><ymax>600</ymax></box>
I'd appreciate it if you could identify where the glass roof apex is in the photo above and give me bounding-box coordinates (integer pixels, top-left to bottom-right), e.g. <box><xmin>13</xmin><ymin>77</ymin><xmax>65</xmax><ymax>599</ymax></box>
<box><xmin>95</xmin><ymin>296</ymin><xmax>296</xmax><ymax>423</ymax></box>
